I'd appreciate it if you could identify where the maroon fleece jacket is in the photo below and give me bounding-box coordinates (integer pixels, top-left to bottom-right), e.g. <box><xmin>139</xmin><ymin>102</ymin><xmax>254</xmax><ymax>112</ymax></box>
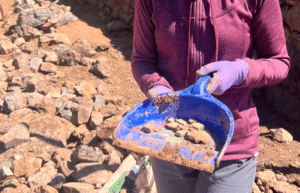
<box><xmin>131</xmin><ymin>0</ymin><xmax>290</xmax><ymax>160</ymax></box>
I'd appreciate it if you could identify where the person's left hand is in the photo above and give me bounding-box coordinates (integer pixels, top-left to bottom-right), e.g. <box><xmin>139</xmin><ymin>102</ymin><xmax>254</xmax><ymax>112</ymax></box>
<box><xmin>196</xmin><ymin>59</ymin><xmax>248</xmax><ymax>95</ymax></box>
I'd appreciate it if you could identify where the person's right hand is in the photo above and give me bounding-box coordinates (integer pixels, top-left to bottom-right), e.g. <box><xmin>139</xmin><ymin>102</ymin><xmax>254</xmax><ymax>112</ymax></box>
<box><xmin>147</xmin><ymin>85</ymin><xmax>173</xmax><ymax>100</ymax></box>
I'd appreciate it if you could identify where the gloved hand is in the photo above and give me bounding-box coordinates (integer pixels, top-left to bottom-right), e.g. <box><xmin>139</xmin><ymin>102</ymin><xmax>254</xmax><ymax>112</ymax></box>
<box><xmin>147</xmin><ymin>85</ymin><xmax>173</xmax><ymax>100</ymax></box>
<box><xmin>196</xmin><ymin>59</ymin><xmax>248</xmax><ymax>95</ymax></box>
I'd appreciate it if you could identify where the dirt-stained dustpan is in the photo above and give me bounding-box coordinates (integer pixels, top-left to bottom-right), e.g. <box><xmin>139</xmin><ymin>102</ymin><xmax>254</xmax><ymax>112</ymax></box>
<box><xmin>113</xmin><ymin>75</ymin><xmax>234</xmax><ymax>173</ymax></box>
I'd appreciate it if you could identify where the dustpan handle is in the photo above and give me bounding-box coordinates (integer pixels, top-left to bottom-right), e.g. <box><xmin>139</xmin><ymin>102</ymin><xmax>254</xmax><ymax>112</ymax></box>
<box><xmin>191</xmin><ymin>75</ymin><xmax>211</xmax><ymax>96</ymax></box>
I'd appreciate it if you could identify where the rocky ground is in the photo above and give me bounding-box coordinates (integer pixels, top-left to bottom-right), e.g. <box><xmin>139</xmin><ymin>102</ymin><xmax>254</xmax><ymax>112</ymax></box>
<box><xmin>0</xmin><ymin>0</ymin><xmax>299</xmax><ymax>193</ymax></box>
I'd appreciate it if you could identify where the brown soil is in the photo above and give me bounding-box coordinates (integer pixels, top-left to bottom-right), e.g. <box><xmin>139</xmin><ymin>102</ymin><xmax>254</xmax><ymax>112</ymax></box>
<box><xmin>1</xmin><ymin>0</ymin><xmax>300</xmax><ymax>190</ymax></box>
<box><xmin>153</xmin><ymin>93</ymin><xmax>179</xmax><ymax>105</ymax></box>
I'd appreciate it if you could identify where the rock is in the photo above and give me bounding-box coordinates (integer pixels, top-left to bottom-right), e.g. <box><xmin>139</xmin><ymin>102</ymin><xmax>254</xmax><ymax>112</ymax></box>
<box><xmin>57</xmin><ymin>101</ymin><xmax>79</xmax><ymax>124</ymax></box>
<box><xmin>0</xmin><ymin>40</ymin><xmax>18</xmax><ymax>54</ymax></box>
<box><xmin>94</xmin><ymin>95</ymin><xmax>105</xmax><ymax>108</ymax></box>
<box><xmin>80</xmin><ymin>57</ymin><xmax>94</xmax><ymax>66</ymax></box>
<box><xmin>100</xmin><ymin>103</ymin><xmax>117</xmax><ymax>118</ymax></box>
<box><xmin>20</xmin><ymin>42</ymin><xmax>39</xmax><ymax>54</ymax></box>
<box><xmin>175</xmin><ymin>130</ymin><xmax>187</xmax><ymax>137</ymax></box>
<box><xmin>252</xmin><ymin>182</ymin><xmax>261</xmax><ymax>193</ymax></box>
<box><xmin>71</xmin><ymin>145</ymin><xmax>103</xmax><ymax>164</ymax></box>
<box><xmin>98</xmin><ymin>140</ymin><xmax>115</xmax><ymax>155</ymax></box>
<box><xmin>97</xmin><ymin>115</ymin><xmax>122</xmax><ymax>139</ymax></box>
<box><xmin>256</xmin><ymin>170</ymin><xmax>276</xmax><ymax>184</ymax></box>
<box><xmin>14</xmin><ymin>25</ymin><xmax>43</xmax><ymax>41</ymax></box>
<box><xmin>39</xmin><ymin>62</ymin><xmax>58</xmax><ymax>74</ymax></box>
<box><xmin>3</xmin><ymin>91</ymin><xmax>27</xmax><ymax>114</ymax></box>
<box><xmin>14</xmin><ymin>38</ymin><xmax>25</xmax><ymax>47</ymax></box>
<box><xmin>30</xmin><ymin>48</ymin><xmax>47</xmax><ymax>59</ymax></box>
<box><xmin>50</xmin><ymin>44</ymin><xmax>69</xmax><ymax>57</ymax></box>
<box><xmin>35</xmin><ymin>96</ymin><xmax>56</xmax><ymax>116</ymax></box>
<box><xmin>0</xmin><ymin>122</ymin><xmax>30</xmax><ymax>149</ymax></box>
<box><xmin>47</xmin><ymin>87</ymin><xmax>61</xmax><ymax>98</ymax></box>
<box><xmin>2</xmin><ymin>184</ymin><xmax>30</xmax><ymax>193</ymax></box>
<box><xmin>2</xmin><ymin>177</ymin><xmax>20</xmax><ymax>188</ymax></box>
<box><xmin>27</xmin><ymin>93</ymin><xmax>44</xmax><ymax>107</ymax></box>
<box><xmin>107</xmin><ymin>20</ymin><xmax>131</xmax><ymax>32</ymax></box>
<box><xmin>105</xmin><ymin>96</ymin><xmax>123</xmax><ymax>106</ymax></box>
<box><xmin>0</xmin><ymin>81</ymin><xmax>8</xmax><ymax>91</ymax></box>
<box><xmin>62</xmin><ymin>182</ymin><xmax>95</xmax><ymax>193</ymax></box>
<box><xmin>89</xmin><ymin>111</ymin><xmax>103</xmax><ymax>129</ymax></box>
<box><xmin>107</xmin><ymin>150</ymin><xmax>122</xmax><ymax>171</ymax></box>
<box><xmin>13</xmin><ymin>157</ymin><xmax>42</xmax><ymax>178</ymax></box>
<box><xmin>71</xmin><ymin>43</ymin><xmax>96</xmax><ymax>58</ymax></box>
<box><xmin>0</xmin><ymin>69</ymin><xmax>6</xmax><ymax>80</ymax></box>
<box><xmin>286</xmin><ymin>3</ymin><xmax>300</xmax><ymax>32</ymax></box>
<box><xmin>29</xmin><ymin>57</ymin><xmax>43</xmax><ymax>73</ymax></box>
<box><xmin>39</xmin><ymin>33</ymin><xmax>71</xmax><ymax>46</ymax></box>
<box><xmin>73</xmin><ymin>163</ymin><xmax>113</xmax><ymax>185</ymax></box>
<box><xmin>27</xmin><ymin>167</ymin><xmax>57</xmax><ymax>187</ymax></box>
<box><xmin>96</xmin><ymin>43</ymin><xmax>110</xmax><ymax>52</ymax></box>
<box><xmin>12</xmin><ymin>52</ymin><xmax>30</xmax><ymax>70</ymax></box>
<box><xmin>74</xmin><ymin>80</ymin><xmax>97</xmax><ymax>98</ymax></box>
<box><xmin>72</xmin><ymin>124</ymin><xmax>90</xmax><ymax>141</ymax></box>
<box><xmin>48</xmin><ymin>173</ymin><xmax>66</xmax><ymax>191</ymax></box>
<box><xmin>45</xmin><ymin>52</ymin><xmax>59</xmax><ymax>65</ymax></box>
<box><xmin>271</xmin><ymin>180</ymin><xmax>298</xmax><ymax>193</ymax></box>
<box><xmin>276</xmin><ymin>174</ymin><xmax>288</xmax><ymax>182</ymax></box>
<box><xmin>76</xmin><ymin>97</ymin><xmax>94</xmax><ymax>105</ymax></box>
<box><xmin>59</xmin><ymin>50</ymin><xmax>81</xmax><ymax>66</ymax></box>
<box><xmin>41</xmin><ymin>20</ymin><xmax>59</xmax><ymax>32</ymax></box>
<box><xmin>8</xmin><ymin>108</ymin><xmax>32</xmax><ymax>120</ymax></box>
<box><xmin>55</xmin><ymin>148</ymin><xmax>73</xmax><ymax>162</ymax></box>
<box><xmin>0</xmin><ymin>166</ymin><xmax>14</xmax><ymax>180</ymax></box>
<box><xmin>81</xmin><ymin>130</ymin><xmax>99</xmax><ymax>146</ymax></box>
<box><xmin>9</xmin><ymin>76</ymin><xmax>22</xmax><ymax>87</ymax></box>
<box><xmin>90</xmin><ymin>58</ymin><xmax>111</xmax><ymax>78</ymax></box>
<box><xmin>77</xmin><ymin>101</ymin><xmax>93</xmax><ymax>125</ymax></box>
<box><xmin>270</xmin><ymin>128</ymin><xmax>293</xmax><ymax>142</ymax></box>
<box><xmin>29</xmin><ymin>185</ymin><xmax>58</xmax><ymax>193</ymax></box>
<box><xmin>24</xmin><ymin>113</ymin><xmax>75</xmax><ymax>148</ymax></box>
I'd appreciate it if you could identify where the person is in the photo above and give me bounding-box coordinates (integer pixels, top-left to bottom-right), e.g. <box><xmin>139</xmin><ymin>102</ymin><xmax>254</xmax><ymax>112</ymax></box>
<box><xmin>131</xmin><ymin>0</ymin><xmax>290</xmax><ymax>192</ymax></box>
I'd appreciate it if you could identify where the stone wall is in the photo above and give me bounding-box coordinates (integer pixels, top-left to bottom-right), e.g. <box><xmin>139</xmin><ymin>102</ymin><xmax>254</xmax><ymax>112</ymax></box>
<box><xmin>79</xmin><ymin>0</ymin><xmax>135</xmax><ymax>27</ymax></box>
<box><xmin>261</xmin><ymin>0</ymin><xmax>300</xmax><ymax>121</ymax></box>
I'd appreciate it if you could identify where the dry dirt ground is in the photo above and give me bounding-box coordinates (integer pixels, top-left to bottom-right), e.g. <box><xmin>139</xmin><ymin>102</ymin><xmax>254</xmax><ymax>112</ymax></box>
<box><xmin>1</xmin><ymin>0</ymin><xmax>300</xmax><ymax>192</ymax></box>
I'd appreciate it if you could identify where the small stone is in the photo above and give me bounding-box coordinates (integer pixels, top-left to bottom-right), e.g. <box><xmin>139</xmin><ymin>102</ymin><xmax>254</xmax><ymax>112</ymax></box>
<box><xmin>0</xmin><ymin>40</ymin><xmax>18</xmax><ymax>54</ymax></box>
<box><xmin>71</xmin><ymin>43</ymin><xmax>96</xmax><ymax>58</ymax></box>
<box><xmin>80</xmin><ymin>57</ymin><xmax>94</xmax><ymax>66</ymax></box>
<box><xmin>62</xmin><ymin>182</ymin><xmax>94</xmax><ymax>193</ymax></box>
<box><xmin>47</xmin><ymin>87</ymin><xmax>61</xmax><ymax>98</ymax></box>
<box><xmin>191</xmin><ymin>122</ymin><xmax>205</xmax><ymax>131</ymax></box>
<box><xmin>256</xmin><ymin>170</ymin><xmax>276</xmax><ymax>184</ymax></box>
<box><xmin>94</xmin><ymin>95</ymin><xmax>105</xmax><ymax>108</ymax></box>
<box><xmin>29</xmin><ymin>57</ymin><xmax>43</xmax><ymax>73</ymax></box>
<box><xmin>165</xmin><ymin>122</ymin><xmax>179</xmax><ymax>130</ymax></box>
<box><xmin>35</xmin><ymin>96</ymin><xmax>56</xmax><ymax>115</ymax></box>
<box><xmin>39</xmin><ymin>33</ymin><xmax>71</xmax><ymax>46</ymax></box>
<box><xmin>97</xmin><ymin>115</ymin><xmax>122</xmax><ymax>139</ymax></box>
<box><xmin>50</xmin><ymin>44</ymin><xmax>69</xmax><ymax>57</ymax></box>
<box><xmin>74</xmin><ymin>80</ymin><xmax>97</xmax><ymax>98</ymax></box>
<box><xmin>252</xmin><ymin>182</ymin><xmax>261</xmax><ymax>193</ymax></box>
<box><xmin>3</xmin><ymin>91</ymin><xmax>27</xmax><ymax>114</ymax></box>
<box><xmin>45</xmin><ymin>52</ymin><xmax>59</xmax><ymax>65</ymax></box>
<box><xmin>2</xmin><ymin>184</ymin><xmax>30</xmax><ymax>193</ymax></box>
<box><xmin>73</xmin><ymin>163</ymin><xmax>113</xmax><ymax>186</ymax></box>
<box><xmin>71</xmin><ymin>145</ymin><xmax>102</xmax><ymax>164</ymax></box>
<box><xmin>107</xmin><ymin>20</ymin><xmax>131</xmax><ymax>32</ymax></box>
<box><xmin>59</xmin><ymin>50</ymin><xmax>82</xmax><ymax>66</ymax></box>
<box><xmin>105</xmin><ymin>96</ymin><xmax>123</xmax><ymax>105</ymax></box>
<box><xmin>0</xmin><ymin>166</ymin><xmax>14</xmax><ymax>180</ymax></box>
<box><xmin>89</xmin><ymin>111</ymin><xmax>103</xmax><ymax>129</ymax></box>
<box><xmin>166</xmin><ymin>117</ymin><xmax>175</xmax><ymax>123</ymax></box>
<box><xmin>27</xmin><ymin>92</ymin><xmax>44</xmax><ymax>107</ymax></box>
<box><xmin>175</xmin><ymin>130</ymin><xmax>187</xmax><ymax>137</ymax></box>
<box><xmin>100</xmin><ymin>103</ymin><xmax>116</xmax><ymax>118</ymax></box>
<box><xmin>0</xmin><ymin>81</ymin><xmax>8</xmax><ymax>91</ymax></box>
<box><xmin>13</xmin><ymin>157</ymin><xmax>42</xmax><ymax>178</ymax></box>
<box><xmin>188</xmin><ymin>118</ymin><xmax>197</xmax><ymax>124</ymax></box>
<box><xmin>20</xmin><ymin>42</ymin><xmax>39</xmax><ymax>54</ymax></box>
<box><xmin>12</xmin><ymin>52</ymin><xmax>30</xmax><ymax>70</ymax></box>
<box><xmin>142</xmin><ymin>124</ymin><xmax>155</xmax><ymax>133</ymax></box>
<box><xmin>96</xmin><ymin>81</ymin><xmax>109</xmax><ymax>95</ymax></box>
<box><xmin>77</xmin><ymin>101</ymin><xmax>93</xmax><ymax>125</ymax></box>
<box><xmin>107</xmin><ymin>150</ymin><xmax>121</xmax><ymax>171</ymax></box>
<box><xmin>276</xmin><ymin>174</ymin><xmax>287</xmax><ymax>182</ymax></box>
<box><xmin>27</xmin><ymin>167</ymin><xmax>57</xmax><ymax>187</ymax></box>
<box><xmin>14</xmin><ymin>38</ymin><xmax>25</xmax><ymax>47</ymax></box>
<box><xmin>9</xmin><ymin>76</ymin><xmax>22</xmax><ymax>87</ymax></box>
<box><xmin>176</xmin><ymin>119</ymin><xmax>187</xmax><ymax>125</ymax></box>
<box><xmin>270</xmin><ymin>128</ymin><xmax>293</xmax><ymax>142</ymax></box>
<box><xmin>41</xmin><ymin>20</ymin><xmax>58</xmax><ymax>32</ymax></box>
<box><xmin>2</xmin><ymin>178</ymin><xmax>19</xmax><ymax>188</ymax></box>
<box><xmin>96</xmin><ymin>43</ymin><xmax>110</xmax><ymax>52</ymax></box>
<box><xmin>90</xmin><ymin>58</ymin><xmax>111</xmax><ymax>78</ymax></box>
<box><xmin>39</xmin><ymin>62</ymin><xmax>58</xmax><ymax>74</ymax></box>
<box><xmin>0</xmin><ymin>122</ymin><xmax>30</xmax><ymax>149</ymax></box>
<box><xmin>30</xmin><ymin>184</ymin><xmax>58</xmax><ymax>193</ymax></box>
<box><xmin>48</xmin><ymin>173</ymin><xmax>66</xmax><ymax>191</ymax></box>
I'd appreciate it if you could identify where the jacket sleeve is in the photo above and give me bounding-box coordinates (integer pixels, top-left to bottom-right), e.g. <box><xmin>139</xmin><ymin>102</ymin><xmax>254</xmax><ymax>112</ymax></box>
<box><xmin>237</xmin><ymin>0</ymin><xmax>290</xmax><ymax>88</ymax></box>
<box><xmin>131</xmin><ymin>0</ymin><xmax>173</xmax><ymax>95</ymax></box>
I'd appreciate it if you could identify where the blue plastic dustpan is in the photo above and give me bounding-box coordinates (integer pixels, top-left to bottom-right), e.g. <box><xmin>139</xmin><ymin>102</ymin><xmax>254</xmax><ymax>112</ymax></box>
<box><xmin>113</xmin><ymin>75</ymin><xmax>234</xmax><ymax>173</ymax></box>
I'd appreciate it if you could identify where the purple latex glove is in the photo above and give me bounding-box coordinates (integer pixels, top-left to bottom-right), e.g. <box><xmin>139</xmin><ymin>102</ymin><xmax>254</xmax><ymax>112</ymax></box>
<box><xmin>196</xmin><ymin>59</ymin><xmax>248</xmax><ymax>95</ymax></box>
<box><xmin>147</xmin><ymin>85</ymin><xmax>173</xmax><ymax>100</ymax></box>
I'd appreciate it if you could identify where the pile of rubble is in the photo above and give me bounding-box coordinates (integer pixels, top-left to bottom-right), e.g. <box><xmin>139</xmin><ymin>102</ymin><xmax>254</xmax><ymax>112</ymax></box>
<box><xmin>0</xmin><ymin>1</ymin><xmax>152</xmax><ymax>193</ymax></box>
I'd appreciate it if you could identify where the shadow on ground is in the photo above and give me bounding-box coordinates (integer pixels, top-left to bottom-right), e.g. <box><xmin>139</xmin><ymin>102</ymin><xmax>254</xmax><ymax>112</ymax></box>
<box><xmin>58</xmin><ymin>0</ymin><xmax>134</xmax><ymax>61</ymax></box>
